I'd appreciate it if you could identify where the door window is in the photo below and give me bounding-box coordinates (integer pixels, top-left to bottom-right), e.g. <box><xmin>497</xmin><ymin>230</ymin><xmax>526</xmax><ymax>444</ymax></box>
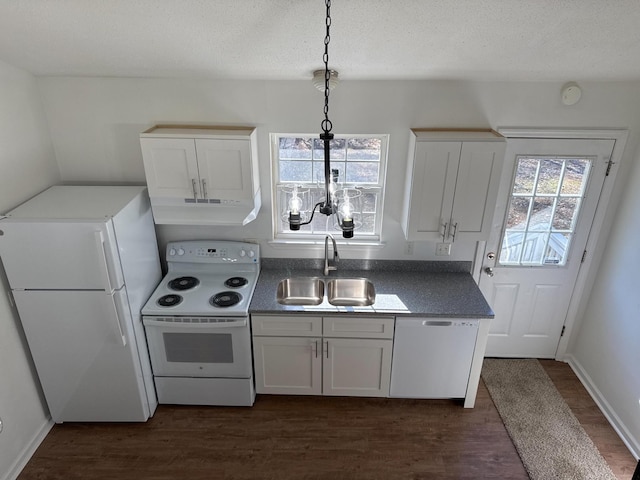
<box><xmin>499</xmin><ymin>157</ymin><xmax>592</xmax><ymax>266</ymax></box>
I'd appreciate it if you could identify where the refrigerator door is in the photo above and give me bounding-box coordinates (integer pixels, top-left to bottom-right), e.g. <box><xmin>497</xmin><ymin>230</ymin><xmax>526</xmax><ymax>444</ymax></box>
<box><xmin>0</xmin><ymin>220</ymin><xmax>124</xmax><ymax>291</ymax></box>
<box><xmin>13</xmin><ymin>288</ymin><xmax>151</xmax><ymax>423</ymax></box>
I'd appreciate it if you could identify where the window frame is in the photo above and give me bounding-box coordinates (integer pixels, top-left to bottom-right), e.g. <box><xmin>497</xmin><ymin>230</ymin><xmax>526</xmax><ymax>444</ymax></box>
<box><xmin>270</xmin><ymin>133</ymin><xmax>389</xmax><ymax>243</ymax></box>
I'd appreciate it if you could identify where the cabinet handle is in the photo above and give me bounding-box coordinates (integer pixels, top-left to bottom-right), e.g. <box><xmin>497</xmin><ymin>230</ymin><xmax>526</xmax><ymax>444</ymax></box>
<box><xmin>313</xmin><ymin>340</ymin><xmax>319</xmax><ymax>358</ymax></box>
<box><xmin>201</xmin><ymin>179</ymin><xmax>208</xmax><ymax>199</ymax></box>
<box><xmin>441</xmin><ymin>222</ymin><xmax>448</xmax><ymax>242</ymax></box>
<box><xmin>324</xmin><ymin>340</ymin><xmax>329</xmax><ymax>359</ymax></box>
<box><xmin>449</xmin><ymin>222</ymin><xmax>458</xmax><ymax>242</ymax></box>
<box><xmin>191</xmin><ymin>178</ymin><xmax>198</xmax><ymax>200</ymax></box>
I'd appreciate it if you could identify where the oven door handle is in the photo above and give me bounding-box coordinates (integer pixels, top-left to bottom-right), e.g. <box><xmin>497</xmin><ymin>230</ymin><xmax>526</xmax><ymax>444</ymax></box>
<box><xmin>142</xmin><ymin>318</ymin><xmax>248</xmax><ymax>329</ymax></box>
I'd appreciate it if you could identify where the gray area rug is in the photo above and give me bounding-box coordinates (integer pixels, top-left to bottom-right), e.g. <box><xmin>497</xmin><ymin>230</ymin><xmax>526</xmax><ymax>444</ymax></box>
<box><xmin>482</xmin><ymin>358</ymin><xmax>617</xmax><ymax>480</ymax></box>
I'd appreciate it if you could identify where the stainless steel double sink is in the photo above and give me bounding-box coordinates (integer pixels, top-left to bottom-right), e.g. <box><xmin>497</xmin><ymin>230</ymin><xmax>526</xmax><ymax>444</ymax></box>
<box><xmin>276</xmin><ymin>277</ymin><xmax>375</xmax><ymax>306</ymax></box>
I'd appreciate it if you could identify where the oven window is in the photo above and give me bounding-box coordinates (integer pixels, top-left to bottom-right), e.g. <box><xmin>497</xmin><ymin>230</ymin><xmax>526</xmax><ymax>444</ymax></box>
<box><xmin>163</xmin><ymin>333</ymin><xmax>234</xmax><ymax>363</ymax></box>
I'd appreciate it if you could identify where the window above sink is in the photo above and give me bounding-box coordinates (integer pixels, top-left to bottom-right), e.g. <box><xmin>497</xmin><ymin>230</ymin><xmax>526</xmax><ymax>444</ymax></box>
<box><xmin>270</xmin><ymin>133</ymin><xmax>389</xmax><ymax>243</ymax></box>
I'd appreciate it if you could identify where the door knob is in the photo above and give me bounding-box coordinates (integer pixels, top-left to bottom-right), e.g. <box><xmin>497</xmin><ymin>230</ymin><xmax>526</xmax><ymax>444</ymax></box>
<box><xmin>484</xmin><ymin>267</ymin><xmax>494</xmax><ymax>277</ymax></box>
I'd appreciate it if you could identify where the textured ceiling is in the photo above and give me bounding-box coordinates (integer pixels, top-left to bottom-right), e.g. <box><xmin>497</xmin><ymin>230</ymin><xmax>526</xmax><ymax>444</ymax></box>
<box><xmin>1</xmin><ymin>0</ymin><xmax>640</xmax><ymax>81</ymax></box>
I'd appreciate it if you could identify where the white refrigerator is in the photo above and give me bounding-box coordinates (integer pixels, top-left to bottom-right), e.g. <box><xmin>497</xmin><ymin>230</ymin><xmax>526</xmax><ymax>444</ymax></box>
<box><xmin>0</xmin><ymin>186</ymin><xmax>161</xmax><ymax>423</ymax></box>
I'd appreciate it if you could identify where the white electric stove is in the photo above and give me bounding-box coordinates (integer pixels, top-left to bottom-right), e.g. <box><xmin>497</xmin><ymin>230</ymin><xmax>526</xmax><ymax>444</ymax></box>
<box><xmin>142</xmin><ymin>240</ymin><xmax>259</xmax><ymax>407</ymax></box>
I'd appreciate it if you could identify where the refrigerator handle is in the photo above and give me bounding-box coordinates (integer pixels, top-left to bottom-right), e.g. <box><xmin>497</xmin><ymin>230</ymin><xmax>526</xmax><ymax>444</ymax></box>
<box><xmin>94</xmin><ymin>230</ymin><xmax>114</xmax><ymax>292</ymax></box>
<box><xmin>108</xmin><ymin>294</ymin><xmax>127</xmax><ymax>347</ymax></box>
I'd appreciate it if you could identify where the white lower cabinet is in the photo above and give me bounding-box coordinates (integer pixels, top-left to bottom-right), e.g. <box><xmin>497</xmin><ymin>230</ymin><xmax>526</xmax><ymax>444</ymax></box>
<box><xmin>251</xmin><ymin>315</ymin><xmax>394</xmax><ymax>397</ymax></box>
<box><xmin>252</xmin><ymin>336</ymin><xmax>322</xmax><ymax>395</ymax></box>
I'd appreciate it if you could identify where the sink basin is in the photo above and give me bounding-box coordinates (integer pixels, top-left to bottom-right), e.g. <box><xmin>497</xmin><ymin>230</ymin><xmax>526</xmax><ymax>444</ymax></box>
<box><xmin>327</xmin><ymin>278</ymin><xmax>375</xmax><ymax>306</ymax></box>
<box><xmin>276</xmin><ymin>277</ymin><xmax>325</xmax><ymax>305</ymax></box>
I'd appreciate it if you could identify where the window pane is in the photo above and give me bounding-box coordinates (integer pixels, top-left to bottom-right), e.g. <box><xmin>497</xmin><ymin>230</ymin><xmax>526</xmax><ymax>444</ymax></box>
<box><xmin>313</xmin><ymin>138</ymin><xmax>346</xmax><ymax>160</ymax></box>
<box><xmin>528</xmin><ymin>197</ymin><xmax>554</xmax><ymax>231</ymax></box>
<box><xmin>280</xmin><ymin>161</ymin><xmax>312</xmax><ymax>182</ymax></box>
<box><xmin>553</xmin><ymin>198</ymin><xmax>579</xmax><ymax>230</ymax></box>
<box><xmin>506</xmin><ymin>197</ymin><xmax>530</xmax><ymax>230</ymax></box>
<box><xmin>561</xmin><ymin>159</ymin><xmax>590</xmax><ymax>195</ymax></box>
<box><xmin>536</xmin><ymin>159</ymin><xmax>562</xmax><ymax>194</ymax></box>
<box><xmin>500</xmin><ymin>230</ymin><xmax>526</xmax><ymax>264</ymax></box>
<box><xmin>545</xmin><ymin>233</ymin><xmax>571</xmax><ymax>265</ymax></box>
<box><xmin>362</xmin><ymin>192</ymin><xmax>377</xmax><ymax>213</ymax></box>
<box><xmin>513</xmin><ymin>158</ymin><xmax>538</xmax><ymax>194</ymax></box>
<box><xmin>520</xmin><ymin>232</ymin><xmax>549</xmax><ymax>264</ymax></box>
<box><xmin>347</xmin><ymin>138</ymin><xmax>381</xmax><ymax>161</ymax></box>
<box><xmin>313</xmin><ymin>161</ymin><xmax>346</xmax><ymax>185</ymax></box>
<box><xmin>279</xmin><ymin>137</ymin><xmax>312</xmax><ymax>160</ymax></box>
<box><xmin>345</xmin><ymin>162</ymin><xmax>379</xmax><ymax>183</ymax></box>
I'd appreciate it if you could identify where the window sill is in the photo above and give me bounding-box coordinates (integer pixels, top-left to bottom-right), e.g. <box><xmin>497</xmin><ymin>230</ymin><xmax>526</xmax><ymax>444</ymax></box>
<box><xmin>268</xmin><ymin>238</ymin><xmax>386</xmax><ymax>250</ymax></box>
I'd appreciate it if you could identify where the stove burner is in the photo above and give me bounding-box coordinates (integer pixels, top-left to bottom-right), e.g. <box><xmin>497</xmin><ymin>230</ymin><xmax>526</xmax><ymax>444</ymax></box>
<box><xmin>157</xmin><ymin>294</ymin><xmax>183</xmax><ymax>307</ymax></box>
<box><xmin>210</xmin><ymin>291</ymin><xmax>242</xmax><ymax>308</ymax></box>
<box><xmin>225</xmin><ymin>276</ymin><xmax>248</xmax><ymax>288</ymax></box>
<box><xmin>168</xmin><ymin>276</ymin><xmax>200</xmax><ymax>291</ymax></box>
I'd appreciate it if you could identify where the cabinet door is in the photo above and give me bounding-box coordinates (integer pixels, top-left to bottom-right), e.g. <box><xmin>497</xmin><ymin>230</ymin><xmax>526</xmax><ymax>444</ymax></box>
<box><xmin>450</xmin><ymin>141</ymin><xmax>505</xmax><ymax>242</ymax></box>
<box><xmin>140</xmin><ymin>138</ymin><xmax>201</xmax><ymax>199</ymax></box>
<box><xmin>253</xmin><ymin>336</ymin><xmax>322</xmax><ymax>395</ymax></box>
<box><xmin>195</xmin><ymin>139</ymin><xmax>252</xmax><ymax>204</ymax></box>
<box><xmin>403</xmin><ymin>141</ymin><xmax>460</xmax><ymax>241</ymax></box>
<box><xmin>322</xmin><ymin>338</ymin><xmax>392</xmax><ymax>397</ymax></box>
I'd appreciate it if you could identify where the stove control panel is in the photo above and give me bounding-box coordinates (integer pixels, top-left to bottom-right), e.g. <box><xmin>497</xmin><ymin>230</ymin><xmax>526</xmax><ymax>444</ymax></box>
<box><xmin>166</xmin><ymin>240</ymin><xmax>259</xmax><ymax>264</ymax></box>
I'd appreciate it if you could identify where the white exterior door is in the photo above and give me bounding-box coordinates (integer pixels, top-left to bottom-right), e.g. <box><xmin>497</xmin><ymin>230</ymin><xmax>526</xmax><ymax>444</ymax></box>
<box><xmin>480</xmin><ymin>138</ymin><xmax>615</xmax><ymax>357</ymax></box>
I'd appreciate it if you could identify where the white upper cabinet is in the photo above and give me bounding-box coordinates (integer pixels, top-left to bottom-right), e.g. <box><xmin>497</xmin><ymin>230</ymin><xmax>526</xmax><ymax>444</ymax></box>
<box><xmin>140</xmin><ymin>125</ymin><xmax>261</xmax><ymax>225</ymax></box>
<box><xmin>401</xmin><ymin>129</ymin><xmax>506</xmax><ymax>242</ymax></box>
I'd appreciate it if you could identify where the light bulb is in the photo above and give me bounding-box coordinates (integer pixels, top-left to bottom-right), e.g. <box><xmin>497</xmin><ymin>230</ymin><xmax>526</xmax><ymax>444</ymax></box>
<box><xmin>340</xmin><ymin>191</ymin><xmax>352</xmax><ymax>221</ymax></box>
<box><xmin>289</xmin><ymin>195</ymin><xmax>302</xmax><ymax>214</ymax></box>
<box><xmin>289</xmin><ymin>186</ymin><xmax>302</xmax><ymax>214</ymax></box>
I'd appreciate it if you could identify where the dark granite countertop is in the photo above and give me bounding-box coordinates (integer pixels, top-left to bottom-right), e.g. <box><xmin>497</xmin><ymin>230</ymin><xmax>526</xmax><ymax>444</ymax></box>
<box><xmin>249</xmin><ymin>259</ymin><xmax>494</xmax><ymax>318</ymax></box>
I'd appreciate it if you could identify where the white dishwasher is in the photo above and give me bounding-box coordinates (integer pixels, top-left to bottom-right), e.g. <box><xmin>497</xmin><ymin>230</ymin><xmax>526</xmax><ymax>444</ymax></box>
<box><xmin>390</xmin><ymin>318</ymin><xmax>479</xmax><ymax>399</ymax></box>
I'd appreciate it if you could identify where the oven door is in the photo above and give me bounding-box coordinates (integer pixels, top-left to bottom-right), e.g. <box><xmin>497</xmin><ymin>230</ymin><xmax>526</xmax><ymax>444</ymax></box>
<box><xmin>142</xmin><ymin>317</ymin><xmax>252</xmax><ymax>378</ymax></box>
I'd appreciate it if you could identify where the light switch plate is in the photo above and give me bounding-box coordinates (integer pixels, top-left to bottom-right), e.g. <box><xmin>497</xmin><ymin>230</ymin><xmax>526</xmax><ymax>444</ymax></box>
<box><xmin>436</xmin><ymin>243</ymin><xmax>451</xmax><ymax>256</ymax></box>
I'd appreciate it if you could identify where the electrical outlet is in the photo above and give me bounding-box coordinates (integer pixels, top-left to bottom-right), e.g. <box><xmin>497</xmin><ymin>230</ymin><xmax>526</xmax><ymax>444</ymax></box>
<box><xmin>405</xmin><ymin>242</ymin><xmax>414</xmax><ymax>255</ymax></box>
<box><xmin>436</xmin><ymin>243</ymin><xmax>452</xmax><ymax>256</ymax></box>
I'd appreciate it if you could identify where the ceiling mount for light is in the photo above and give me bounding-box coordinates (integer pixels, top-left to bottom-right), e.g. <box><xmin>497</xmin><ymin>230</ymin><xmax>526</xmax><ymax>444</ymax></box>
<box><xmin>313</xmin><ymin>69</ymin><xmax>339</xmax><ymax>91</ymax></box>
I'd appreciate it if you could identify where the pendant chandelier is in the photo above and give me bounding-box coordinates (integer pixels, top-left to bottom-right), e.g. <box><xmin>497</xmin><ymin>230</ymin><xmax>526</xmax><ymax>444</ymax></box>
<box><xmin>286</xmin><ymin>0</ymin><xmax>359</xmax><ymax>239</ymax></box>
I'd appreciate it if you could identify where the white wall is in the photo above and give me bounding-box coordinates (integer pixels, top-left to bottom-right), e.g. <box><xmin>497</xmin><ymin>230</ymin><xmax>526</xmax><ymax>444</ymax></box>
<box><xmin>569</xmin><ymin>140</ymin><xmax>640</xmax><ymax>457</ymax></box>
<box><xmin>36</xmin><ymin>77</ymin><xmax>640</xmax><ymax>264</ymax></box>
<box><xmin>0</xmin><ymin>60</ymin><xmax>59</xmax><ymax>479</ymax></box>
<box><xmin>34</xmin><ymin>76</ymin><xmax>640</xmax><ymax>456</ymax></box>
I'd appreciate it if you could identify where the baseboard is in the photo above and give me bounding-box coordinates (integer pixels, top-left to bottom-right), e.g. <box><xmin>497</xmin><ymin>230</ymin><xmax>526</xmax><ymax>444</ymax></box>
<box><xmin>2</xmin><ymin>418</ymin><xmax>53</xmax><ymax>480</ymax></box>
<box><xmin>565</xmin><ymin>354</ymin><xmax>640</xmax><ymax>460</ymax></box>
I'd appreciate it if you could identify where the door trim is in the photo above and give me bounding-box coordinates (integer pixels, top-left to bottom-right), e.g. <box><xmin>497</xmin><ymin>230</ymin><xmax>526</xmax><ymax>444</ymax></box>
<box><xmin>488</xmin><ymin>128</ymin><xmax>629</xmax><ymax>360</ymax></box>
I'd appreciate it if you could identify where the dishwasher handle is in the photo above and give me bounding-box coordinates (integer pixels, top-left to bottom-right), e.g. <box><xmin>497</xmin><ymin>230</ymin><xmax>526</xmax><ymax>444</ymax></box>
<box><xmin>422</xmin><ymin>320</ymin><xmax>452</xmax><ymax>327</ymax></box>
<box><xmin>396</xmin><ymin>318</ymin><xmax>478</xmax><ymax>328</ymax></box>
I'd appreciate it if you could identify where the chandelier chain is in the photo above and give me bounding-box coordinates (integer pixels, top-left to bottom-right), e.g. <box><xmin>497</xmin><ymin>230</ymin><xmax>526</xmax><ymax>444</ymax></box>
<box><xmin>321</xmin><ymin>0</ymin><xmax>332</xmax><ymax>134</ymax></box>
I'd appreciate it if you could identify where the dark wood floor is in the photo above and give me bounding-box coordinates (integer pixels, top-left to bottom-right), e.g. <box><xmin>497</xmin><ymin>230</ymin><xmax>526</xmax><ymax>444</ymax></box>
<box><xmin>17</xmin><ymin>361</ymin><xmax>636</xmax><ymax>480</ymax></box>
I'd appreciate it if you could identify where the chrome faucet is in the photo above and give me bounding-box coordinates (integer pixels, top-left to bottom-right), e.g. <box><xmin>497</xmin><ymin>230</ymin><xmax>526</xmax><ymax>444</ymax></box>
<box><xmin>323</xmin><ymin>234</ymin><xmax>339</xmax><ymax>276</ymax></box>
